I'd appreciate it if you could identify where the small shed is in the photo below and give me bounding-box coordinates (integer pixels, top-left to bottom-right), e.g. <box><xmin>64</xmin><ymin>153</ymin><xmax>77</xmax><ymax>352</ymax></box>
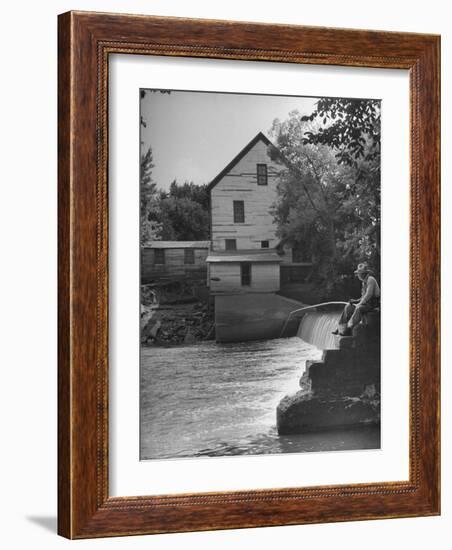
<box><xmin>206</xmin><ymin>249</ymin><xmax>281</xmax><ymax>294</ymax></box>
<box><xmin>141</xmin><ymin>241</ymin><xmax>210</xmax><ymax>283</ymax></box>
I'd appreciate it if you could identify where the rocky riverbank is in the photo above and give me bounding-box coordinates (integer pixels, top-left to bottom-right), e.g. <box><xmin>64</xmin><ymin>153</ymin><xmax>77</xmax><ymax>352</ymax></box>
<box><xmin>141</xmin><ymin>284</ymin><xmax>214</xmax><ymax>346</ymax></box>
<box><xmin>277</xmin><ymin>382</ymin><xmax>380</xmax><ymax>435</ymax></box>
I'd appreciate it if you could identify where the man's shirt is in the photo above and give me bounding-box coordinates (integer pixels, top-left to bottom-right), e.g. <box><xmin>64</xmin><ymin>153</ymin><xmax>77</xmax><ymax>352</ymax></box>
<box><xmin>359</xmin><ymin>275</ymin><xmax>381</xmax><ymax>306</ymax></box>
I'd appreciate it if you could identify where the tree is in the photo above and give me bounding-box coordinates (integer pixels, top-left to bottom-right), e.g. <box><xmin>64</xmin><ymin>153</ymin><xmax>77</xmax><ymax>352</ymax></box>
<box><xmin>300</xmin><ymin>98</ymin><xmax>381</xmax><ymax>271</ymax></box>
<box><xmin>166</xmin><ymin>180</ymin><xmax>209</xmax><ymax>210</ymax></box>
<box><xmin>270</xmin><ymin>100</ymin><xmax>381</xmax><ymax>298</ymax></box>
<box><xmin>156</xmin><ymin>181</ymin><xmax>210</xmax><ymax>240</ymax></box>
<box><xmin>140</xmin><ymin>90</ymin><xmax>173</xmax><ymax>244</ymax></box>
<box><xmin>140</xmin><ymin>89</ymin><xmax>210</xmax><ymax>244</ymax></box>
<box><xmin>140</xmin><ymin>89</ymin><xmax>171</xmax><ymax>129</ymax></box>
<box><xmin>301</xmin><ymin>97</ymin><xmax>381</xmax><ymax>167</ymax></box>
<box><xmin>140</xmin><ymin>147</ymin><xmax>162</xmax><ymax>245</ymax></box>
<box><xmin>271</xmin><ymin>114</ymin><xmax>351</xmax><ymax>295</ymax></box>
<box><xmin>139</xmin><ymin>98</ymin><xmax>210</xmax><ymax>243</ymax></box>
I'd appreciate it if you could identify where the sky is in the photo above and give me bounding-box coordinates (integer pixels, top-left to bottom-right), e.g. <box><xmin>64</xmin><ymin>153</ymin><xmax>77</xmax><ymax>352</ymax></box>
<box><xmin>140</xmin><ymin>90</ymin><xmax>317</xmax><ymax>190</ymax></box>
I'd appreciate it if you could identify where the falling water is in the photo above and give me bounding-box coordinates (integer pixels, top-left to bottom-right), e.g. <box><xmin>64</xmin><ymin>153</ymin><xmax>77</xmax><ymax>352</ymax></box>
<box><xmin>297</xmin><ymin>309</ymin><xmax>343</xmax><ymax>350</ymax></box>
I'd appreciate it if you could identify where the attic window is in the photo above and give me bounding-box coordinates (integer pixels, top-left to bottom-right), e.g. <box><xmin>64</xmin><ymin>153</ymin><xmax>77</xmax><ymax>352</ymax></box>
<box><xmin>257</xmin><ymin>163</ymin><xmax>268</xmax><ymax>185</ymax></box>
<box><xmin>261</xmin><ymin>240</ymin><xmax>269</xmax><ymax>248</ymax></box>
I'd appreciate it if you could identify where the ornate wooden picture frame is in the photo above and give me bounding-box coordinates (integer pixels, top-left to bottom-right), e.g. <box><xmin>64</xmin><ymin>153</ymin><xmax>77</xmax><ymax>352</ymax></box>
<box><xmin>58</xmin><ymin>11</ymin><xmax>440</xmax><ymax>539</ymax></box>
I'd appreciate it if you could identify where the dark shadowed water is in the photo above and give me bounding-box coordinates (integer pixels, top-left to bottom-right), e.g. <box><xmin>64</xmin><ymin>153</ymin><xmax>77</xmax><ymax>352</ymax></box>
<box><xmin>140</xmin><ymin>337</ymin><xmax>380</xmax><ymax>460</ymax></box>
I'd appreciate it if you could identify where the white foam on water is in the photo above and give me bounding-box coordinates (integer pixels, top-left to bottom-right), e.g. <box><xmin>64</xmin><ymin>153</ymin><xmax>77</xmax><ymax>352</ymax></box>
<box><xmin>298</xmin><ymin>310</ymin><xmax>343</xmax><ymax>350</ymax></box>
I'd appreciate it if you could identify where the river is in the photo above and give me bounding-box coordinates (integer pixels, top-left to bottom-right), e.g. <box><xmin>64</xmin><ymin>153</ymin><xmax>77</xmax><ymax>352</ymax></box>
<box><xmin>140</xmin><ymin>337</ymin><xmax>380</xmax><ymax>460</ymax></box>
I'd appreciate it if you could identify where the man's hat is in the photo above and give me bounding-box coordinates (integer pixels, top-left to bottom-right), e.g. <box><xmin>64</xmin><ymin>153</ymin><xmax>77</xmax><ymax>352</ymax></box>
<box><xmin>354</xmin><ymin>262</ymin><xmax>372</xmax><ymax>274</ymax></box>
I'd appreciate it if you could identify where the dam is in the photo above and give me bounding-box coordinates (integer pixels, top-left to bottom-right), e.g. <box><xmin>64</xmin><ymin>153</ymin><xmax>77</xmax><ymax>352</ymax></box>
<box><xmin>277</xmin><ymin>305</ymin><xmax>381</xmax><ymax>435</ymax></box>
<box><xmin>209</xmin><ymin>292</ymin><xmax>381</xmax><ymax>437</ymax></box>
<box><xmin>213</xmin><ymin>292</ymin><xmax>305</xmax><ymax>343</ymax></box>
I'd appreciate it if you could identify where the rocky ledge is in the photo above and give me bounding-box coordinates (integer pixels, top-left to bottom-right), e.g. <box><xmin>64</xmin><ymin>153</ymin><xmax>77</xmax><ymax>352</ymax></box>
<box><xmin>141</xmin><ymin>283</ymin><xmax>215</xmax><ymax>346</ymax></box>
<box><xmin>276</xmin><ymin>316</ymin><xmax>381</xmax><ymax>435</ymax></box>
<box><xmin>277</xmin><ymin>384</ymin><xmax>380</xmax><ymax>435</ymax></box>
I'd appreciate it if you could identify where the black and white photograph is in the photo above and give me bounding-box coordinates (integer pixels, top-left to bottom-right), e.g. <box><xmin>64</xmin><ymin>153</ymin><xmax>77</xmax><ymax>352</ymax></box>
<box><xmin>140</xmin><ymin>89</ymin><xmax>381</xmax><ymax>461</ymax></box>
<box><xmin>1</xmin><ymin>0</ymin><xmax>445</xmax><ymax>545</ymax></box>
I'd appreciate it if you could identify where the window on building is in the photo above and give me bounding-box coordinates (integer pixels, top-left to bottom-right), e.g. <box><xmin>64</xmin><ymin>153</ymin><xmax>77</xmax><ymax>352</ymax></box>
<box><xmin>233</xmin><ymin>200</ymin><xmax>245</xmax><ymax>223</ymax></box>
<box><xmin>225</xmin><ymin>239</ymin><xmax>237</xmax><ymax>250</ymax></box>
<box><xmin>261</xmin><ymin>240</ymin><xmax>269</xmax><ymax>248</ymax></box>
<box><xmin>154</xmin><ymin>249</ymin><xmax>165</xmax><ymax>264</ymax></box>
<box><xmin>184</xmin><ymin>248</ymin><xmax>195</xmax><ymax>264</ymax></box>
<box><xmin>257</xmin><ymin>163</ymin><xmax>268</xmax><ymax>185</ymax></box>
<box><xmin>241</xmin><ymin>263</ymin><xmax>251</xmax><ymax>286</ymax></box>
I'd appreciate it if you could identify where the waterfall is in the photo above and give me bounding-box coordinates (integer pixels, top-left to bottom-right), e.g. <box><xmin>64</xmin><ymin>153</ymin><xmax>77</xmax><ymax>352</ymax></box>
<box><xmin>297</xmin><ymin>309</ymin><xmax>343</xmax><ymax>350</ymax></box>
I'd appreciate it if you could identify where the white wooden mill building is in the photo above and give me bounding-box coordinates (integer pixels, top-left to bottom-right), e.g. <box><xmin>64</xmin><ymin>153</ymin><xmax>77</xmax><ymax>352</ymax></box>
<box><xmin>206</xmin><ymin>132</ymin><xmax>294</xmax><ymax>294</ymax></box>
<box><xmin>142</xmin><ymin>132</ymin><xmax>311</xmax><ymax>292</ymax></box>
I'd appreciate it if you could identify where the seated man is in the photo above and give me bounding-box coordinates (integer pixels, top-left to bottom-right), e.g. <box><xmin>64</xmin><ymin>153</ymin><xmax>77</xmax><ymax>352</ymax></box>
<box><xmin>333</xmin><ymin>263</ymin><xmax>380</xmax><ymax>336</ymax></box>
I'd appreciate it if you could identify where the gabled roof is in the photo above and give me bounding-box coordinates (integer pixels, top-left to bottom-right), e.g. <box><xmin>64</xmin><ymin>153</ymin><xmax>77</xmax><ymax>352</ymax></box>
<box><xmin>207</xmin><ymin>132</ymin><xmax>284</xmax><ymax>192</ymax></box>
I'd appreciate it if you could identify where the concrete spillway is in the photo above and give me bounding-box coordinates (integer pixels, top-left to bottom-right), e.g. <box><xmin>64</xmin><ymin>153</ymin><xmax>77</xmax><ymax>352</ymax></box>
<box><xmin>297</xmin><ymin>309</ymin><xmax>343</xmax><ymax>350</ymax></box>
<box><xmin>214</xmin><ymin>293</ymin><xmax>304</xmax><ymax>343</ymax></box>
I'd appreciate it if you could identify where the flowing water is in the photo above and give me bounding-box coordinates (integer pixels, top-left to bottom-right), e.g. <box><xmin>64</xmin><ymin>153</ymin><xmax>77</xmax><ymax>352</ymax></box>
<box><xmin>297</xmin><ymin>309</ymin><xmax>343</xmax><ymax>349</ymax></box>
<box><xmin>140</xmin><ymin>336</ymin><xmax>380</xmax><ymax>460</ymax></box>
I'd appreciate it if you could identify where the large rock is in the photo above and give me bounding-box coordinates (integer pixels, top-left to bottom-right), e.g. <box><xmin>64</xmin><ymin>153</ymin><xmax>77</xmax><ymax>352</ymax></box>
<box><xmin>277</xmin><ymin>386</ymin><xmax>380</xmax><ymax>435</ymax></box>
<box><xmin>277</xmin><ymin>314</ymin><xmax>381</xmax><ymax>435</ymax></box>
<box><xmin>141</xmin><ymin>319</ymin><xmax>161</xmax><ymax>343</ymax></box>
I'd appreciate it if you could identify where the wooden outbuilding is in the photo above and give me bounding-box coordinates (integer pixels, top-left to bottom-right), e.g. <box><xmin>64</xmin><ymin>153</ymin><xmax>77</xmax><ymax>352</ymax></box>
<box><xmin>141</xmin><ymin>241</ymin><xmax>210</xmax><ymax>283</ymax></box>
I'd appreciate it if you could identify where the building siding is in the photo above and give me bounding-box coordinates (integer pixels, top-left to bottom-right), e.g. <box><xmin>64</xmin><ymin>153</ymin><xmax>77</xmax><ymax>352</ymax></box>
<box><xmin>209</xmin><ymin>262</ymin><xmax>280</xmax><ymax>293</ymax></box>
<box><xmin>211</xmin><ymin>139</ymin><xmax>285</xmax><ymax>251</ymax></box>
<box><xmin>141</xmin><ymin>247</ymin><xmax>208</xmax><ymax>282</ymax></box>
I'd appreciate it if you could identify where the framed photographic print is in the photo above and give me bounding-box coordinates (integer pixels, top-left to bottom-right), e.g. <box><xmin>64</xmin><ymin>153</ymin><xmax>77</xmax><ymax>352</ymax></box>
<box><xmin>58</xmin><ymin>11</ymin><xmax>440</xmax><ymax>538</ymax></box>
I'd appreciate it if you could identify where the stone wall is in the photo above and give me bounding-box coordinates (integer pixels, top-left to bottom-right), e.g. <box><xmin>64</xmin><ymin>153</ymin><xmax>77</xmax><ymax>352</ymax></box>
<box><xmin>277</xmin><ymin>313</ymin><xmax>381</xmax><ymax>435</ymax></box>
